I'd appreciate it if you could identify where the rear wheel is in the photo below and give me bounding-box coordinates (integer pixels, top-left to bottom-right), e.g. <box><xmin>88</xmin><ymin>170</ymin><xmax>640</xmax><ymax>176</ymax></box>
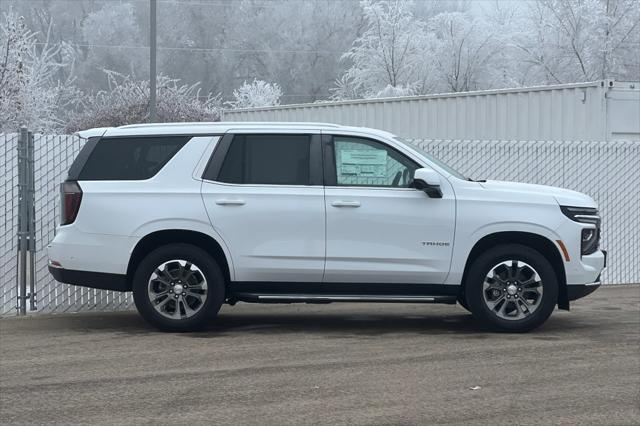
<box><xmin>465</xmin><ymin>244</ymin><xmax>558</xmax><ymax>332</ymax></box>
<box><xmin>457</xmin><ymin>293</ymin><xmax>471</xmax><ymax>312</ymax></box>
<box><xmin>132</xmin><ymin>244</ymin><xmax>225</xmax><ymax>332</ymax></box>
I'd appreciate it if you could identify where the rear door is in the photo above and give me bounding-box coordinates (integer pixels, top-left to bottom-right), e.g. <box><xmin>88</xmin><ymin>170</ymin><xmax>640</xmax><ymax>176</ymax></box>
<box><xmin>201</xmin><ymin>130</ymin><xmax>325</xmax><ymax>282</ymax></box>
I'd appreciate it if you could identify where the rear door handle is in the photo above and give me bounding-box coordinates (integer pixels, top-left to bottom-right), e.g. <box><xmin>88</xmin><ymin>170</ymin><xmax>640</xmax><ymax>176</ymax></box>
<box><xmin>331</xmin><ymin>201</ymin><xmax>361</xmax><ymax>208</ymax></box>
<box><xmin>215</xmin><ymin>199</ymin><xmax>245</xmax><ymax>206</ymax></box>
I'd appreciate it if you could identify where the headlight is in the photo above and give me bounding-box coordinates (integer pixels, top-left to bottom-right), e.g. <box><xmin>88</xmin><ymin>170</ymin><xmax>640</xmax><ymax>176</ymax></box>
<box><xmin>581</xmin><ymin>228</ymin><xmax>599</xmax><ymax>255</ymax></box>
<box><xmin>560</xmin><ymin>206</ymin><xmax>600</xmax><ymax>255</ymax></box>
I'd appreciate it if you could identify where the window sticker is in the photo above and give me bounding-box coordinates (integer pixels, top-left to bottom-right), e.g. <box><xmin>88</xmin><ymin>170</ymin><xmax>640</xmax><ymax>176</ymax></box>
<box><xmin>339</xmin><ymin>149</ymin><xmax>387</xmax><ymax>178</ymax></box>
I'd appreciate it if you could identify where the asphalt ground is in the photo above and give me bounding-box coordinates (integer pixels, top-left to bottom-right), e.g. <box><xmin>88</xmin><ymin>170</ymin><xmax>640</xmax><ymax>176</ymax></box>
<box><xmin>1</xmin><ymin>284</ymin><xmax>639</xmax><ymax>425</ymax></box>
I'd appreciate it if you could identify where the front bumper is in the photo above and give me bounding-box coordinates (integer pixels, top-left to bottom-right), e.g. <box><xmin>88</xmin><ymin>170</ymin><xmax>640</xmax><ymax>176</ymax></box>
<box><xmin>565</xmin><ymin>249</ymin><xmax>606</xmax><ymax>285</ymax></box>
<box><xmin>567</xmin><ymin>280</ymin><xmax>601</xmax><ymax>301</ymax></box>
<box><xmin>565</xmin><ymin>250</ymin><xmax>605</xmax><ymax>302</ymax></box>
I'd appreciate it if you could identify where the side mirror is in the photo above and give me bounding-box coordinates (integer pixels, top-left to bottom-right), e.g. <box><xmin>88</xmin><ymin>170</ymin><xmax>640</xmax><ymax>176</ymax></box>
<box><xmin>412</xmin><ymin>168</ymin><xmax>443</xmax><ymax>198</ymax></box>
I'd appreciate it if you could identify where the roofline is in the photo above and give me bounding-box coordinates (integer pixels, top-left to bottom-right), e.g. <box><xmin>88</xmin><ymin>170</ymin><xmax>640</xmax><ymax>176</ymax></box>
<box><xmin>223</xmin><ymin>80</ymin><xmax>622</xmax><ymax>114</ymax></box>
<box><xmin>78</xmin><ymin>121</ymin><xmax>373</xmax><ymax>137</ymax></box>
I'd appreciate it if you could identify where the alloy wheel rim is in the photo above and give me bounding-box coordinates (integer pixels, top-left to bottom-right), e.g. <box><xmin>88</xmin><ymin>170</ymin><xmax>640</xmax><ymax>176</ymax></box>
<box><xmin>482</xmin><ymin>260</ymin><xmax>543</xmax><ymax>321</ymax></box>
<box><xmin>147</xmin><ymin>259</ymin><xmax>208</xmax><ymax>320</ymax></box>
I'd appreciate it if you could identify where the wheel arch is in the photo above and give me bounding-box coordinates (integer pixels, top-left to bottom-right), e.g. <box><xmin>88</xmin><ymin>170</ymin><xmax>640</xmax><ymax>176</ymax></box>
<box><xmin>461</xmin><ymin>231</ymin><xmax>569</xmax><ymax>310</ymax></box>
<box><xmin>126</xmin><ymin>229</ymin><xmax>233</xmax><ymax>291</ymax></box>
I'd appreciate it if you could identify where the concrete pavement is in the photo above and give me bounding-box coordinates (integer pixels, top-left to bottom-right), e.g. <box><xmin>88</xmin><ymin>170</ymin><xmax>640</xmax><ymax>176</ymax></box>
<box><xmin>1</xmin><ymin>285</ymin><xmax>639</xmax><ymax>425</ymax></box>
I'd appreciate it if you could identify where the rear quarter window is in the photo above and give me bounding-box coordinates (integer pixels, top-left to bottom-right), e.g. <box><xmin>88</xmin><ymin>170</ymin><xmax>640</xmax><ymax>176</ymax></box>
<box><xmin>76</xmin><ymin>136</ymin><xmax>190</xmax><ymax>180</ymax></box>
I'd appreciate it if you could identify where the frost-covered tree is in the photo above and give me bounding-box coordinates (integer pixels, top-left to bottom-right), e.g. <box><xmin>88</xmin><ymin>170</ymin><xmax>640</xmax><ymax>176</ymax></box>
<box><xmin>339</xmin><ymin>0</ymin><xmax>436</xmax><ymax>98</ymax></box>
<box><xmin>374</xmin><ymin>84</ymin><xmax>416</xmax><ymax>98</ymax></box>
<box><xmin>65</xmin><ymin>71</ymin><xmax>221</xmax><ymax>132</ymax></box>
<box><xmin>429</xmin><ymin>12</ymin><xmax>500</xmax><ymax>92</ymax></box>
<box><xmin>517</xmin><ymin>0</ymin><xmax>640</xmax><ymax>84</ymax></box>
<box><xmin>227</xmin><ymin>79</ymin><xmax>282</xmax><ymax>109</ymax></box>
<box><xmin>0</xmin><ymin>12</ymin><xmax>77</xmax><ymax>132</ymax></box>
<box><xmin>77</xmin><ymin>2</ymin><xmax>146</xmax><ymax>91</ymax></box>
<box><xmin>329</xmin><ymin>74</ymin><xmax>364</xmax><ymax>101</ymax></box>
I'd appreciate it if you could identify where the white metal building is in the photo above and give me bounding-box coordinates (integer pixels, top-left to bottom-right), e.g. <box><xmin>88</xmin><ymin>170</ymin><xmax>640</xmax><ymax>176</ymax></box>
<box><xmin>222</xmin><ymin>80</ymin><xmax>640</xmax><ymax>141</ymax></box>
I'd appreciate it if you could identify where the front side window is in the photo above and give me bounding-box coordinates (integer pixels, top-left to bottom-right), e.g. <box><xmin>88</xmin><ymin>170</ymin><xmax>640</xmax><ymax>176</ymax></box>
<box><xmin>332</xmin><ymin>136</ymin><xmax>419</xmax><ymax>187</ymax></box>
<box><xmin>217</xmin><ymin>134</ymin><xmax>311</xmax><ymax>185</ymax></box>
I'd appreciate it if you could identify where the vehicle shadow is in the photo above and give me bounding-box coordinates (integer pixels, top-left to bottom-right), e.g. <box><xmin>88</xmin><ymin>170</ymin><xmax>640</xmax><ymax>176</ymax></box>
<box><xmin>19</xmin><ymin>306</ymin><xmax>593</xmax><ymax>337</ymax></box>
<box><xmin>204</xmin><ymin>311</ymin><xmax>483</xmax><ymax>336</ymax></box>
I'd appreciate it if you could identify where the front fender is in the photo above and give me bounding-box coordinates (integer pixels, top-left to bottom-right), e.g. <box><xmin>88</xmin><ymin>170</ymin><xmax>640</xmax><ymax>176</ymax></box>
<box><xmin>445</xmin><ymin>221</ymin><xmax>564</xmax><ymax>285</ymax></box>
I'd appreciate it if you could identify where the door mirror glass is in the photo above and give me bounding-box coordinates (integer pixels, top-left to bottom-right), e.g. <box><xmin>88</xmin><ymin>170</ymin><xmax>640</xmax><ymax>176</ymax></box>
<box><xmin>413</xmin><ymin>168</ymin><xmax>443</xmax><ymax>198</ymax></box>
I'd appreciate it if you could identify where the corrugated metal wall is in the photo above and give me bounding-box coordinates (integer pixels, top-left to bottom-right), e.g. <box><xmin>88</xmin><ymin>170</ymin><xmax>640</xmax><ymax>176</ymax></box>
<box><xmin>222</xmin><ymin>81</ymin><xmax>640</xmax><ymax>141</ymax></box>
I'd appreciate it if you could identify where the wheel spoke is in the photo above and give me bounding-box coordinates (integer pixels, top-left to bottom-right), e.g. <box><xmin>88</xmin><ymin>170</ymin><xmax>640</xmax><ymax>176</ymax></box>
<box><xmin>484</xmin><ymin>277</ymin><xmax>503</xmax><ymax>292</ymax></box>
<box><xmin>185</xmin><ymin>290</ymin><xmax>203</xmax><ymax>300</ymax></box>
<box><xmin>155</xmin><ymin>296</ymin><xmax>172</xmax><ymax>310</ymax></box>
<box><xmin>178</xmin><ymin>261</ymin><xmax>192</xmax><ymax>279</ymax></box>
<box><xmin>519</xmin><ymin>297</ymin><xmax>532</xmax><ymax>313</ymax></box>
<box><xmin>509</xmin><ymin>261</ymin><xmax>518</xmax><ymax>280</ymax></box>
<box><xmin>153</xmin><ymin>269</ymin><xmax>172</xmax><ymax>285</ymax></box>
<box><xmin>499</xmin><ymin>300</ymin><xmax>511</xmax><ymax>316</ymax></box>
<box><xmin>172</xmin><ymin>300</ymin><xmax>182</xmax><ymax>319</ymax></box>
<box><xmin>183</xmin><ymin>270</ymin><xmax>197</xmax><ymax>284</ymax></box>
<box><xmin>181</xmin><ymin>298</ymin><xmax>197</xmax><ymax>317</ymax></box>
<box><xmin>491</xmin><ymin>270</ymin><xmax>506</xmax><ymax>284</ymax></box>
<box><xmin>152</xmin><ymin>291</ymin><xmax>170</xmax><ymax>302</ymax></box>
<box><xmin>486</xmin><ymin>295</ymin><xmax>506</xmax><ymax>312</ymax></box>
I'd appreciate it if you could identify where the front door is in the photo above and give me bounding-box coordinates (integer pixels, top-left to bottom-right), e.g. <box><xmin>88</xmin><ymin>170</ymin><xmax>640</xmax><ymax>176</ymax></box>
<box><xmin>323</xmin><ymin>135</ymin><xmax>455</xmax><ymax>284</ymax></box>
<box><xmin>201</xmin><ymin>132</ymin><xmax>325</xmax><ymax>282</ymax></box>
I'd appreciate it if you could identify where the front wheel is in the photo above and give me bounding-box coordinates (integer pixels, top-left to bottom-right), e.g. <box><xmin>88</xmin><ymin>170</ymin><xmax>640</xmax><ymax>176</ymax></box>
<box><xmin>132</xmin><ymin>244</ymin><xmax>225</xmax><ymax>332</ymax></box>
<box><xmin>465</xmin><ymin>244</ymin><xmax>558</xmax><ymax>332</ymax></box>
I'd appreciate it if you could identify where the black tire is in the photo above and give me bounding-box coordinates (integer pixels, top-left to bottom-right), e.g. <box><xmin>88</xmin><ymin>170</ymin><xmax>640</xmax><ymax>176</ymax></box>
<box><xmin>457</xmin><ymin>294</ymin><xmax>471</xmax><ymax>312</ymax></box>
<box><xmin>464</xmin><ymin>244</ymin><xmax>558</xmax><ymax>332</ymax></box>
<box><xmin>132</xmin><ymin>243</ymin><xmax>225</xmax><ymax>332</ymax></box>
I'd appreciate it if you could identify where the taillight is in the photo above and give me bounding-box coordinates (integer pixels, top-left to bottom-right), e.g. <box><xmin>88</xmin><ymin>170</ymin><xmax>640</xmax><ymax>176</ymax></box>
<box><xmin>60</xmin><ymin>180</ymin><xmax>83</xmax><ymax>225</ymax></box>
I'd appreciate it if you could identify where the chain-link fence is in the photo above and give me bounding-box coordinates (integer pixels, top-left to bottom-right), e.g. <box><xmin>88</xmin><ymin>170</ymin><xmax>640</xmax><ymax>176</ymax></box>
<box><xmin>0</xmin><ymin>134</ymin><xmax>638</xmax><ymax>315</ymax></box>
<box><xmin>1</xmin><ymin>133</ymin><xmax>133</xmax><ymax>316</ymax></box>
<box><xmin>412</xmin><ymin>139</ymin><xmax>640</xmax><ymax>285</ymax></box>
<box><xmin>1</xmin><ymin>133</ymin><xmax>20</xmax><ymax>315</ymax></box>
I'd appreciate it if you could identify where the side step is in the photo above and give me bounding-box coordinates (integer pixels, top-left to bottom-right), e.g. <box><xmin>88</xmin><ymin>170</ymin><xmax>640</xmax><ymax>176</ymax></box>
<box><xmin>230</xmin><ymin>293</ymin><xmax>457</xmax><ymax>304</ymax></box>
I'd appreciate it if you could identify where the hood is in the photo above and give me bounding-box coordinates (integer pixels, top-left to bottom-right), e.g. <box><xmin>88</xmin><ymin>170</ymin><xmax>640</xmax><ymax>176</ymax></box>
<box><xmin>479</xmin><ymin>180</ymin><xmax>597</xmax><ymax>208</ymax></box>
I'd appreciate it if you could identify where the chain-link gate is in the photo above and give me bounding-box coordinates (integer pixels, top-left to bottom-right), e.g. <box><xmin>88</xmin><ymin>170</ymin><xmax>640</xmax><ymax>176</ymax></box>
<box><xmin>1</xmin><ymin>131</ymin><xmax>133</xmax><ymax>315</ymax></box>
<box><xmin>0</xmin><ymin>133</ymin><xmax>638</xmax><ymax>315</ymax></box>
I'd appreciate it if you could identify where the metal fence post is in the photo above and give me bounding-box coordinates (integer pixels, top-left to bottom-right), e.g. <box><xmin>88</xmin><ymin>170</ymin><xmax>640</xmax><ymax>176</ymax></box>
<box><xmin>16</xmin><ymin>127</ymin><xmax>36</xmax><ymax>315</ymax></box>
<box><xmin>28</xmin><ymin>131</ymin><xmax>37</xmax><ymax>311</ymax></box>
<box><xmin>16</xmin><ymin>127</ymin><xmax>28</xmax><ymax>315</ymax></box>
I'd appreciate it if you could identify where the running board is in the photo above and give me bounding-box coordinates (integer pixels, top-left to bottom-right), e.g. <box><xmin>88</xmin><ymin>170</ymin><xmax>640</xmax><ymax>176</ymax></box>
<box><xmin>229</xmin><ymin>293</ymin><xmax>457</xmax><ymax>304</ymax></box>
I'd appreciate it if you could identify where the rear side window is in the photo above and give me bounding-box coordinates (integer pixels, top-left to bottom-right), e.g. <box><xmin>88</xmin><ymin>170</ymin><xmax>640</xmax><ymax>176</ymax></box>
<box><xmin>77</xmin><ymin>136</ymin><xmax>190</xmax><ymax>180</ymax></box>
<box><xmin>217</xmin><ymin>134</ymin><xmax>311</xmax><ymax>185</ymax></box>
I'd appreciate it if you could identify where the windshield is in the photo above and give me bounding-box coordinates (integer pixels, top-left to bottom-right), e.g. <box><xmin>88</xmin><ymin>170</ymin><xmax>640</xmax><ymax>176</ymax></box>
<box><xmin>393</xmin><ymin>137</ymin><xmax>467</xmax><ymax>180</ymax></box>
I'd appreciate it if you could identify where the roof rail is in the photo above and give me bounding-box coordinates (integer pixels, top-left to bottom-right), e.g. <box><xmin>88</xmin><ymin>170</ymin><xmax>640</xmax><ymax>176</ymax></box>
<box><xmin>117</xmin><ymin>121</ymin><xmax>343</xmax><ymax>129</ymax></box>
<box><xmin>118</xmin><ymin>122</ymin><xmax>219</xmax><ymax>129</ymax></box>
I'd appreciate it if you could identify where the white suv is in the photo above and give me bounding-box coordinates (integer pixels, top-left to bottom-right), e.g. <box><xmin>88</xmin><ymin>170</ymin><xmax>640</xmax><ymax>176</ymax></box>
<box><xmin>48</xmin><ymin>122</ymin><xmax>606</xmax><ymax>332</ymax></box>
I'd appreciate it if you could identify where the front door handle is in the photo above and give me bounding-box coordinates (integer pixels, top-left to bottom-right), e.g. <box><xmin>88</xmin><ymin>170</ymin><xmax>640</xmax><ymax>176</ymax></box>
<box><xmin>215</xmin><ymin>199</ymin><xmax>246</xmax><ymax>206</ymax></box>
<box><xmin>331</xmin><ymin>201</ymin><xmax>361</xmax><ymax>208</ymax></box>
